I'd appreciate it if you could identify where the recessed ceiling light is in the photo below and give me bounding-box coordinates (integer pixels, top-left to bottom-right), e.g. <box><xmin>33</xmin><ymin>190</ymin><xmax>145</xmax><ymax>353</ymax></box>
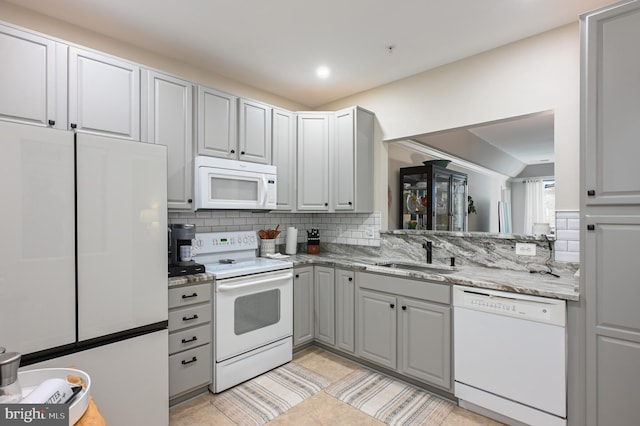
<box><xmin>316</xmin><ymin>65</ymin><xmax>331</xmax><ymax>79</ymax></box>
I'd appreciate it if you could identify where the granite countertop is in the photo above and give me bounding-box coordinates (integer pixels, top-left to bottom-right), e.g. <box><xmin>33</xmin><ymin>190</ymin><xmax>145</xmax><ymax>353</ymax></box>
<box><xmin>166</xmin><ymin>253</ymin><xmax>579</xmax><ymax>301</ymax></box>
<box><xmin>287</xmin><ymin>253</ymin><xmax>579</xmax><ymax>301</ymax></box>
<box><xmin>168</xmin><ymin>272</ymin><xmax>214</xmax><ymax>288</ymax></box>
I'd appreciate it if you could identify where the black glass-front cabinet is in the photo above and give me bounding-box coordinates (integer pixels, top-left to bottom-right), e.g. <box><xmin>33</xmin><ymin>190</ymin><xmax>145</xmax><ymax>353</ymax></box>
<box><xmin>398</xmin><ymin>164</ymin><xmax>468</xmax><ymax>231</ymax></box>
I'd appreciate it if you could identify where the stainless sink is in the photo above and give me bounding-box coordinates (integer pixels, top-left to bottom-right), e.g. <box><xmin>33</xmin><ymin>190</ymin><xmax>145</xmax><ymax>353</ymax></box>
<box><xmin>377</xmin><ymin>262</ymin><xmax>457</xmax><ymax>274</ymax></box>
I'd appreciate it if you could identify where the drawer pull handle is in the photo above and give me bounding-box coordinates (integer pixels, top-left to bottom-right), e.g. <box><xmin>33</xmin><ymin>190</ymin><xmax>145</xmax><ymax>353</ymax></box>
<box><xmin>181</xmin><ymin>336</ymin><xmax>198</xmax><ymax>344</ymax></box>
<box><xmin>181</xmin><ymin>356</ymin><xmax>197</xmax><ymax>365</ymax></box>
<box><xmin>182</xmin><ymin>293</ymin><xmax>198</xmax><ymax>299</ymax></box>
<box><xmin>183</xmin><ymin>314</ymin><xmax>199</xmax><ymax>321</ymax></box>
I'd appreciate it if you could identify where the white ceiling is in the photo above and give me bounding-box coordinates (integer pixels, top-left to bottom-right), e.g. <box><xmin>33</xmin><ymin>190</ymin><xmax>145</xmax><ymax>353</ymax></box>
<box><xmin>469</xmin><ymin>112</ymin><xmax>555</xmax><ymax>165</ymax></box>
<box><xmin>6</xmin><ymin>0</ymin><xmax>614</xmax><ymax>108</ymax></box>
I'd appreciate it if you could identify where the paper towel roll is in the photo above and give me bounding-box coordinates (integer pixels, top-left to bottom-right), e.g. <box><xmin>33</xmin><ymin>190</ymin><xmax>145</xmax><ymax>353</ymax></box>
<box><xmin>285</xmin><ymin>227</ymin><xmax>298</xmax><ymax>254</ymax></box>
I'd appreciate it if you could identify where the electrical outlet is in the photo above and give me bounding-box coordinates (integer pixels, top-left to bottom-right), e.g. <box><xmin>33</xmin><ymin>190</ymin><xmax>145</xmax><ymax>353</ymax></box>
<box><xmin>515</xmin><ymin>243</ymin><xmax>536</xmax><ymax>256</ymax></box>
<box><xmin>365</xmin><ymin>227</ymin><xmax>374</xmax><ymax>238</ymax></box>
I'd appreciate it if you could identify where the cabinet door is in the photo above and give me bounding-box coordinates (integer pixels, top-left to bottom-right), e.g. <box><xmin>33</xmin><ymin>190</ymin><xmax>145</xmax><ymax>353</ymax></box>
<box><xmin>143</xmin><ymin>70</ymin><xmax>194</xmax><ymax>210</ymax></box>
<box><xmin>399</xmin><ymin>297</ymin><xmax>451</xmax><ymax>390</ymax></box>
<box><xmin>272</xmin><ymin>108</ymin><xmax>296</xmax><ymax>210</ymax></box>
<box><xmin>297</xmin><ymin>113</ymin><xmax>330</xmax><ymax>211</ymax></box>
<box><xmin>335</xmin><ymin>269</ymin><xmax>355</xmax><ymax>353</ymax></box>
<box><xmin>314</xmin><ymin>266</ymin><xmax>335</xmax><ymax>346</ymax></box>
<box><xmin>333</xmin><ymin>108</ymin><xmax>355</xmax><ymax>211</ymax></box>
<box><xmin>197</xmin><ymin>86</ymin><xmax>237</xmax><ymax>159</ymax></box>
<box><xmin>584</xmin><ymin>216</ymin><xmax>640</xmax><ymax>425</ymax></box>
<box><xmin>584</xmin><ymin>4</ymin><xmax>640</xmax><ymax>205</ymax></box>
<box><xmin>0</xmin><ymin>24</ymin><xmax>66</xmax><ymax>129</ymax></box>
<box><xmin>239</xmin><ymin>98</ymin><xmax>271</xmax><ymax>164</ymax></box>
<box><xmin>68</xmin><ymin>47</ymin><xmax>140</xmax><ymax>140</ymax></box>
<box><xmin>357</xmin><ymin>289</ymin><xmax>397</xmax><ymax>369</ymax></box>
<box><xmin>293</xmin><ymin>267</ymin><xmax>314</xmax><ymax>347</ymax></box>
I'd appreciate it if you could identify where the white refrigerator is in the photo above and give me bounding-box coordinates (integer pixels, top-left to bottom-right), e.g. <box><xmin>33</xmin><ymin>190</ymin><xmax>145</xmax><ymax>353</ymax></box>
<box><xmin>0</xmin><ymin>121</ymin><xmax>169</xmax><ymax>425</ymax></box>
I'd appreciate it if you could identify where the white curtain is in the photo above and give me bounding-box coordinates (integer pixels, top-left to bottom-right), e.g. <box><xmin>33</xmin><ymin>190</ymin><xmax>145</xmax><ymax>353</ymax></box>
<box><xmin>524</xmin><ymin>179</ymin><xmax>545</xmax><ymax>235</ymax></box>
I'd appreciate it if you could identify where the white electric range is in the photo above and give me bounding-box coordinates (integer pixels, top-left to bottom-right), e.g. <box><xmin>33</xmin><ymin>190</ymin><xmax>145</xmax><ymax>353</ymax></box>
<box><xmin>193</xmin><ymin>231</ymin><xmax>293</xmax><ymax>393</ymax></box>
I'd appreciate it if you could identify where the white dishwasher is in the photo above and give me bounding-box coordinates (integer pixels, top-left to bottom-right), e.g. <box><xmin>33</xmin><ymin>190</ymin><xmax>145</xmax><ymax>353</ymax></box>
<box><xmin>453</xmin><ymin>285</ymin><xmax>567</xmax><ymax>426</ymax></box>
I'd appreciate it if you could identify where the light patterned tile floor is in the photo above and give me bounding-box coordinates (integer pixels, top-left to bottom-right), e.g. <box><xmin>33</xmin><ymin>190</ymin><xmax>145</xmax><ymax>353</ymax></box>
<box><xmin>169</xmin><ymin>346</ymin><xmax>503</xmax><ymax>425</ymax></box>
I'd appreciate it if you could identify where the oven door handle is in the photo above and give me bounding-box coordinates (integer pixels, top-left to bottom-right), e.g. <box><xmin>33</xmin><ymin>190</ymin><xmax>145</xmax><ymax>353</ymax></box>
<box><xmin>216</xmin><ymin>271</ymin><xmax>293</xmax><ymax>292</ymax></box>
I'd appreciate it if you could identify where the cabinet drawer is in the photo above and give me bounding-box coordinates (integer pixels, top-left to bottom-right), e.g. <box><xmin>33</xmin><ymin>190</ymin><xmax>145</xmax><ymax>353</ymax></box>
<box><xmin>169</xmin><ymin>324</ymin><xmax>211</xmax><ymax>355</ymax></box>
<box><xmin>169</xmin><ymin>283</ymin><xmax>211</xmax><ymax>309</ymax></box>
<box><xmin>169</xmin><ymin>344</ymin><xmax>211</xmax><ymax>397</ymax></box>
<box><xmin>169</xmin><ymin>304</ymin><xmax>211</xmax><ymax>331</ymax></box>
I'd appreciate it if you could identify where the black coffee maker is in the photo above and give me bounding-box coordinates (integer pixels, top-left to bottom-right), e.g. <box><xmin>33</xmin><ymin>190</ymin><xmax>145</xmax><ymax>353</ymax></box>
<box><xmin>168</xmin><ymin>224</ymin><xmax>204</xmax><ymax>277</ymax></box>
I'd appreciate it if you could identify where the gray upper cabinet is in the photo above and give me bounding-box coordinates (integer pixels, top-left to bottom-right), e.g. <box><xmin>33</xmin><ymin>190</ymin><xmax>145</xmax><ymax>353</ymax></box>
<box><xmin>293</xmin><ymin>266</ymin><xmax>314</xmax><ymax>348</ymax></box>
<box><xmin>297</xmin><ymin>112</ymin><xmax>331</xmax><ymax>211</ymax></box>
<box><xmin>272</xmin><ymin>108</ymin><xmax>297</xmax><ymax>211</ymax></box>
<box><xmin>332</xmin><ymin>107</ymin><xmax>374</xmax><ymax>212</ymax></box>
<box><xmin>335</xmin><ymin>269</ymin><xmax>355</xmax><ymax>353</ymax></box>
<box><xmin>314</xmin><ymin>266</ymin><xmax>335</xmax><ymax>346</ymax></box>
<box><xmin>297</xmin><ymin>107</ymin><xmax>375</xmax><ymax>213</ymax></box>
<box><xmin>0</xmin><ymin>24</ymin><xmax>67</xmax><ymax>129</ymax></box>
<box><xmin>238</xmin><ymin>98</ymin><xmax>272</xmax><ymax>164</ymax></box>
<box><xmin>197</xmin><ymin>86</ymin><xmax>237</xmax><ymax>159</ymax></box>
<box><xmin>582</xmin><ymin>2</ymin><xmax>640</xmax><ymax>425</ymax></box>
<box><xmin>583</xmin><ymin>1</ymin><xmax>640</xmax><ymax>206</ymax></box>
<box><xmin>142</xmin><ymin>70</ymin><xmax>194</xmax><ymax>210</ymax></box>
<box><xmin>68</xmin><ymin>47</ymin><xmax>140</xmax><ymax>140</ymax></box>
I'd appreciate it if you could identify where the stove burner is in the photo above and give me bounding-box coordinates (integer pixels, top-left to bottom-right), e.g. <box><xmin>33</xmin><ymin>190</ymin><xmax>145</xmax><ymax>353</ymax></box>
<box><xmin>219</xmin><ymin>259</ymin><xmax>236</xmax><ymax>264</ymax></box>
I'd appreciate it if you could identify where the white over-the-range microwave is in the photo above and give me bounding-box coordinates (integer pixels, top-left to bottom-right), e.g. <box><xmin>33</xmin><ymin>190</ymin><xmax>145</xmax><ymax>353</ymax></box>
<box><xmin>194</xmin><ymin>156</ymin><xmax>277</xmax><ymax>210</ymax></box>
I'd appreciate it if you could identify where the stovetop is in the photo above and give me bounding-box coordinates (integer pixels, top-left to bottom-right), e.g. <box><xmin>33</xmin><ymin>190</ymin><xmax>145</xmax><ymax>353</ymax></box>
<box><xmin>193</xmin><ymin>231</ymin><xmax>292</xmax><ymax>279</ymax></box>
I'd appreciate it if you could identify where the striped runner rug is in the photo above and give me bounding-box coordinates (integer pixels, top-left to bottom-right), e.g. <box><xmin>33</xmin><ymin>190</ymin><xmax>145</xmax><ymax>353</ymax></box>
<box><xmin>211</xmin><ymin>362</ymin><xmax>330</xmax><ymax>425</ymax></box>
<box><xmin>326</xmin><ymin>369</ymin><xmax>455</xmax><ymax>425</ymax></box>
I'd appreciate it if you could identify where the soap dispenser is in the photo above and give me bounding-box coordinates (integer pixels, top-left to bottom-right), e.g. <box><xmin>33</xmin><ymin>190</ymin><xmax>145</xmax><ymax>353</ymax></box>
<box><xmin>0</xmin><ymin>347</ymin><xmax>22</xmax><ymax>403</ymax></box>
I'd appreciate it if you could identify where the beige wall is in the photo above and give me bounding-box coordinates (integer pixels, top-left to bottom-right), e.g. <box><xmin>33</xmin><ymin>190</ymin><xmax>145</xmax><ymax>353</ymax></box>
<box><xmin>0</xmin><ymin>0</ymin><xmax>307</xmax><ymax>111</ymax></box>
<box><xmin>320</xmin><ymin>24</ymin><xmax>581</xmax><ymax>228</ymax></box>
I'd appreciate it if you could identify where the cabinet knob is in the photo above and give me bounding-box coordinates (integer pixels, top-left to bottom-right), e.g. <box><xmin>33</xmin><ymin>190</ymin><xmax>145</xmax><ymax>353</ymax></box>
<box><xmin>48</xmin><ymin>119</ymin><xmax>55</xmax><ymax>126</ymax></box>
<box><xmin>230</xmin><ymin>149</ymin><xmax>235</xmax><ymax>154</ymax></box>
<box><xmin>241</xmin><ymin>151</ymin><xmax>245</xmax><ymax>155</ymax></box>
<box><xmin>324</xmin><ymin>202</ymin><xmax>328</xmax><ymax>206</ymax></box>
<box><xmin>587</xmin><ymin>224</ymin><xmax>595</xmax><ymax>231</ymax></box>
<box><xmin>348</xmin><ymin>201</ymin><xmax>353</xmax><ymax>205</ymax></box>
<box><xmin>390</xmin><ymin>303</ymin><xmax>395</xmax><ymax>309</ymax></box>
<box><xmin>587</xmin><ymin>190</ymin><xmax>596</xmax><ymax>196</ymax></box>
<box><xmin>70</xmin><ymin>123</ymin><xmax>77</xmax><ymax>129</ymax></box>
<box><xmin>188</xmin><ymin>199</ymin><xmax>193</xmax><ymax>203</ymax></box>
<box><xmin>402</xmin><ymin>306</ymin><xmax>407</xmax><ymax>311</ymax></box>
<box><xmin>348</xmin><ymin>277</ymin><xmax>353</xmax><ymax>282</ymax></box>
<box><xmin>295</xmin><ymin>274</ymin><xmax>299</xmax><ymax>278</ymax></box>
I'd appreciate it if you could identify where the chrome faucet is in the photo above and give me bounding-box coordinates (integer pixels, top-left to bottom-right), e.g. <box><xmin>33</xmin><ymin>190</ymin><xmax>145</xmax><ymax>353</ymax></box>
<box><xmin>422</xmin><ymin>240</ymin><xmax>433</xmax><ymax>264</ymax></box>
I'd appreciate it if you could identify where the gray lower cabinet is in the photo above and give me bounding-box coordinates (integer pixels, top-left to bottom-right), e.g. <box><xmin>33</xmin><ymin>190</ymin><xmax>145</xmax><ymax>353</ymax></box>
<box><xmin>293</xmin><ymin>266</ymin><xmax>314</xmax><ymax>347</ymax></box>
<box><xmin>357</xmin><ymin>272</ymin><xmax>452</xmax><ymax>391</ymax></box>
<box><xmin>398</xmin><ymin>297</ymin><xmax>451</xmax><ymax>389</ymax></box>
<box><xmin>358</xmin><ymin>288</ymin><xmax>397</xmax><ymax>369</ymax></box>
<box><xmin>168</xmin><ymin>282</ymin><xmax>212</xmax><ymax>403</ymax></box>
<box><xmin>335</xmin><ymin>269</ymin><xmax>356</xmax><ymax>353</ymax></box>
<box><xmin>314</xmin><ymin>266</ymin><xmax>335</xmax><ymax>345</ymax></box>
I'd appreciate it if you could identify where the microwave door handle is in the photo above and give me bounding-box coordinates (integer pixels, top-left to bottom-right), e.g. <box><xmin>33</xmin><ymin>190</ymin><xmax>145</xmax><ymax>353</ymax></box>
<box><xmin>259</xmin><ymin>174</ymin><xmax>268</xmax><ymax>205</ymax></box>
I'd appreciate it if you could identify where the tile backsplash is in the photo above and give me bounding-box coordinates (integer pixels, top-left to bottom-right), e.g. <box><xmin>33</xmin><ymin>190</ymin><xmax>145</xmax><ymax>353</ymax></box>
<box><xmin>554</xmin><ymin>211</ymin><xmax>580</xmax><ymax>263</ymax></box>
<box><xmin>168</xmin><ymin>210</ymin><xmax>382</xmax><ymax>247</ymax></box>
